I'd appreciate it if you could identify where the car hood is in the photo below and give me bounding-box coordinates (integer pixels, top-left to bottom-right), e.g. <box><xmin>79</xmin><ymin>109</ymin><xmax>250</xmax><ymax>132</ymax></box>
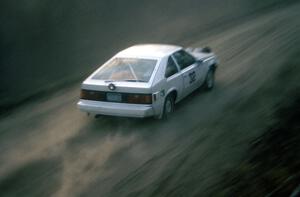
<box><xmin>192</xmin><ymin>52</ymin><xmax>215</xmax><ymax>61</ymax></box>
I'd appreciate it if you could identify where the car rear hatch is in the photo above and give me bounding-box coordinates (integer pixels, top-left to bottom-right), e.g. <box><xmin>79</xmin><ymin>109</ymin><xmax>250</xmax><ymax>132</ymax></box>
<box><xmin>80</xmin><ymin>80</ymin><xmax>153</xmax><ymax>104</ymax></box>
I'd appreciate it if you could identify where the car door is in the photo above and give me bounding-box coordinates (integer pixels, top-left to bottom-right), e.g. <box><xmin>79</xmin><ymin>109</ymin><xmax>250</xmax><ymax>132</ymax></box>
<box><xmin>195</xmin><ymin>59</ymin><xmax>207</xmax><ymax>86</ymax></box>
<box><xmin>164</xmin><ymin>56</ymin><xmax>184</xmax><ymax>101</ymax></box>
<box><xmin>172</xmin><ymin>50</ymin><xmax>199</xmax><ymax>97</ymax></box>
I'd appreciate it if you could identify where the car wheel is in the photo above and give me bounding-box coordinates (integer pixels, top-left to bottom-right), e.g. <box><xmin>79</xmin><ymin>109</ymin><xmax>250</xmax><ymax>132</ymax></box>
<box><xmin>204</xmin><ymin>69</ymin><xmax>215</xmax><ymax>90</ymax></box>
<box><xmin>162</xmin><ymin>95</ymin><xmax>175</xmax><ymax>119</ymax></box>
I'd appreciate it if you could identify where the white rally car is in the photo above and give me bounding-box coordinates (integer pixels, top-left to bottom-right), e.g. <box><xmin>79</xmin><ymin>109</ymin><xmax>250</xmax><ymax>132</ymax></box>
<box><xmin>77</xmin><ymin>44</ymin><xmax>218</xmax><ymax>119</ymax></box>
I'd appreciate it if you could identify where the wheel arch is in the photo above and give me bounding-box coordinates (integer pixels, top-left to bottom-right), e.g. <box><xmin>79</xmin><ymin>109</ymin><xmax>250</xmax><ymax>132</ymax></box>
<box><xmin>166</xmin><ymin>88</ymin><xmax>178</xmax><ymax>103</ymax></box>
<box><xmin>156</xmin><ymin>87</ymin><xmax>178</xmax><ymax>119</ymax></box>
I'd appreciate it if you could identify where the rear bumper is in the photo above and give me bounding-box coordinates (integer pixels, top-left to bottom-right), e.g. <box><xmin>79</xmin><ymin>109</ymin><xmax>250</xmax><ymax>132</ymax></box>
<box><xmin>77</xmin><ymin>99</ymin><xmax>154</xmax><ymax>118</ymax></box>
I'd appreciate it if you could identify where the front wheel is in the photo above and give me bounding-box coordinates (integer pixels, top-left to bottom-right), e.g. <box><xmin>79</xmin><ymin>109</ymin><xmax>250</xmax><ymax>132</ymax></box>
<box><xmin>204</xmin><ymin>69</ymin><xmax>215</xmax><ymax>90</ymax></box>
<box><xmin>162</xmin><ymin>95</ymin><xmax>175</xmax><ymax>119</ymax></box>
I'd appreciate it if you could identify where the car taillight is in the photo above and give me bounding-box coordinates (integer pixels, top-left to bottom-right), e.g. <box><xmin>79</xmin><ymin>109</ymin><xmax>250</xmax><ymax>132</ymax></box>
<box><xmin>80</xmin><ymin>89</ymin><xmax>87</xmax><ymax>99</ymax></box>
<box><xmin>127</xmin><ymin>94</ymin><xmax>152</xmax><ymax>104</ymax></box>
<box><xmin>80</xmin><ymin>89</ymin><xmax>105</xmax><ymax>101</ymax></box>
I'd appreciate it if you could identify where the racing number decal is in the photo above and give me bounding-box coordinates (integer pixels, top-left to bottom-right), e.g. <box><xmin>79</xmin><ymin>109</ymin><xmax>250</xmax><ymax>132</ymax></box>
<box><xmin>189</xmin><ymin>71</ymin><xmax>196</xmax><ymax>84</ymax></box>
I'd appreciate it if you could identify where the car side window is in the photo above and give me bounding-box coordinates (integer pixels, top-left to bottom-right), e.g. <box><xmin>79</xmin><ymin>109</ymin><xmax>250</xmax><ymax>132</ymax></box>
<box><xmin>173</xmin><ymin>50</ymin><xmax>196</xmax><ymax>70</ymax></box>
<box><xmin>165</xmin><ymin>56</ymin><xmax>178</xmax><ymax>78</ymax></box>
<box><xmin>165</xmin><ymin>57</ymin><xmax>179</xmax><ymax>78</ymax></box>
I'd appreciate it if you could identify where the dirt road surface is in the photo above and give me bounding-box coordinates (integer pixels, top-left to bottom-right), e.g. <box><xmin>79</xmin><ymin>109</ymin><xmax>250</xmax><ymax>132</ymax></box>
<box><xmin>0</xmin><ymin>2</ymin><xmax>300</xmax><ymax>196</ymax></box>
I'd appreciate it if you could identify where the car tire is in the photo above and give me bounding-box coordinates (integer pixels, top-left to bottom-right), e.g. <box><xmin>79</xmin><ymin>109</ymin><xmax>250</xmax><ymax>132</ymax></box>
<box><xmin>204</xmin><ymin>69</ymin><xmax>215</xmax><ymax>91</ymax></box>
<box><xmin>162</xmin><ymin>95</ymin><xmax>175</xmax><ymax>119</ymax></box>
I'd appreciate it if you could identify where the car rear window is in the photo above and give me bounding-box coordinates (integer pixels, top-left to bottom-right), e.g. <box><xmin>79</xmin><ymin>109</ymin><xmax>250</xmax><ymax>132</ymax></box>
<box><xmin>92</xmin><ymin>58</ymin><xmax>157</xmax><ymax>82</ymax></box>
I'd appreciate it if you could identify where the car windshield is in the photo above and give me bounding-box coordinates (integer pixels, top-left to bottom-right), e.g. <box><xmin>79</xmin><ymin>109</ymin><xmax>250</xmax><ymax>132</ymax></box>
<box><xmin>92</xmin><ymin>58</ymin><xmax>157</xmax><ymax>82</ymax></box>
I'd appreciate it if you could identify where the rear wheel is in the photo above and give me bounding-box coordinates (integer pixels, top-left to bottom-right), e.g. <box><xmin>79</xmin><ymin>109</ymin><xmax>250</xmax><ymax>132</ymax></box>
<box><xmin>162</xmin><ymin>95</ymin><xmax>175</xmax><ymax>119</ymax></box>
<box><xmin>204</xmin><ymin>69</ymin><xmax>215</xmax><ymax>90</ymax></box>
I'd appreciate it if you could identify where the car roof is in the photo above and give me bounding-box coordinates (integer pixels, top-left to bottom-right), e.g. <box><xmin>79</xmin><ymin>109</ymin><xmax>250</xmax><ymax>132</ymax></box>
<box><xmin>116</xmin><ymin>44</ymin><xmax>182</xmax><ymax>59</ymax></box>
